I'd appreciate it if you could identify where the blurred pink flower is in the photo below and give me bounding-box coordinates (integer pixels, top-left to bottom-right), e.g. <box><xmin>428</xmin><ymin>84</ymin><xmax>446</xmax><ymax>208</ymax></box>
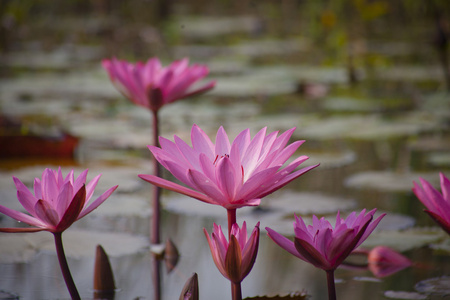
<box><xmin>266</xmin><ymin>209</ymin><xmax>386</xmax><ymax>271</ymax></box>
<box><xmin>367</xmin><ymin>246</ymin><xmax>412</xmax><ymax>278</ymax></box>
<box><xmin>204</xmin><ymin>221</ymin><xmax>260</xmax><ymax>284</ymax></box>
<box><xmin>102</xmin><ymin>57</ymin><xmax>215</xmax><ymax>112</ymax></box>
<box><xmin>139</xmin><ymin>124</ymin><xmax>319</xmax><ymax>209</ymax></box>
<box><xmin>0</xmin><ymin>168</ymin><xmax>118</xmax><ymax>233</ymax></box>
<box><xmin>412</xmin><ymin>173</ymin><xmax>450</xmax><ymax>235</ymax></box>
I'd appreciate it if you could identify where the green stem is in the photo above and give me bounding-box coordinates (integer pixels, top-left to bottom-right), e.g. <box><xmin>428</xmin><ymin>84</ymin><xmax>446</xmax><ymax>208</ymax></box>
<box><xmin>231</xmin><ymin>281</ymin><xmax>242</xmax><ymax>300</ymax></box>
<box><xmin>326</xmin><ymin>269</ymin><xmax>337</xmax><ymax>300</ymax></box>
<box><xmin>53</xmin><ymin>232</ymin><xmax>81</xmax><ymax>300</ymax></box>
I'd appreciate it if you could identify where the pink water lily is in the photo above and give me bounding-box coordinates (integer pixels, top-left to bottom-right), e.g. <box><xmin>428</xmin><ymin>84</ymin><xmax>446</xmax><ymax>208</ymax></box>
<box><xmin>139</xmin><ymin>124</ymin><xmax>318</xmax><ymax>210</ymax></box>
<box><xmin>0</xmin><ymin>167</ymin><xmax>118</xmax><ymax>233</ymax></box>
<box><xmin>102</xmin><ymin>57</ymin><xmax>215</xmax><ymax>112</ymax></box>
<box><xmin>204</xmin><ymin>221</ymin><xmax>260</xmax><ymax>284</ymax></box>
<box><xmin>267</xmin><ymin>209</ymin><xmax>385</xmax><ymax>300</ymax></box>
<box><xmin>266</xmin><ymin>209</ymin><xmax>385</xmax><ymax>272</ymax></box>
<box><xmin>412</xmin><ymin>173</ymin><xmax>450</xmax><ymax>235</ymax></box>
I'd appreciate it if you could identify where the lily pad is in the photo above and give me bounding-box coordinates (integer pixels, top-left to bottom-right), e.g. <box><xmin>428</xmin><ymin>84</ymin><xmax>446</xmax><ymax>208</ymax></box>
<box><xmin>294</xmin><ymin>149</ymin><xmax>357</xmax><ymax>169</ymax></box>
<box><xmin>176</xmin><ymin>15</ymin><xmax>263</xmax><ymax>40</ymax></box>
<box><xmin>0</xmin><ymin>229</ymin><xmax>149</xmax><ymax>263</ymax></box>
<box><xmin>429</xmin><ymin>238</ymin><xmax>450</xmax><ymax>253</ymax></box>
<box><xmin>374</xmin><ymin>66</ymin><xmax>443</xmax><ymax>82</ymax></box>
<box><xmin>415</xmin><ymin>276</ymin><xmax>450</xmax><ymax>296</ymax></box>
<box><xmin>428</xmin><ymin>152</ymin><xmax>450</xmax><ymax>168</ymax></box>
<box><xmin>375</xmin><ymin>213</ymin><xmax>416</xmax><ymax>231</ymax></box>
<box><xmin>419</xmin><ymin>92</ymin><xmax>450</xmax><ymax>119</ymax></box>
<box><xmin>353</xmin><ymin>276</ymin><xmax>382</xmax><ymax>283</ymax></box>
<box><xmin>229</xmin><ymin>38</ymin><xmax>310</xmax><ymax>58</ymax></box>
<box><xmin>1</xmin><ymin>45</ymin><xmax>103</xmax><ymax>70</ymax></box>
<box><xmin>368</xmin><ymin>41</ymin><xmax>423</xmax><ymax>57</ymax></box>
<box><xmin>206</xmin><ymin>58</ymin><xmax>250</xmax><ymax>76</ymax></box>
<box><xmin>68</xmin><ymin>117</ymin><xmax>148</xmax><ymax>144</ymax></box>
<box><xmin>225</xmin><ymin>114</ymin><xmax>315</xmax><ymax>139</ymax></box>
<box><xmin>264</xmin><ymin>191</ymin><xmax>357</xmax><ymax>216</ymax></box>
<box><xmin>361</xmin><ymin>227</ymin><xmax>446</xmax><ymax>252</ymax></box>
<box><xmin>210</xmin><ymin>74</ymin><xmax>296</xmax><ymax>98</ymax></box>
<box><xmin>0</xmin><ymin>69</ymin><xmax>118</xmax><ymax>101</ymax></box>
<box><xmin>291</xmin><ymin>66</ymin><xmax>349</xmax><ymax>84</ymax></box>
<box><xmin>74</xmin><ymin>194</ymin><xmax>152</xmax><ymax>234</ymax></box>
<box><xmin>209</xmin><ymin>64</ymin><xmax>351</xmax><ymax>98</ymax></box>
<box><xmin>344</xmin><ymin>171</ymin><xmax>439</xmax><ymax>193</ymax></box>
<box><xmin>176</xmin><ymin>38</ymin><xmax>310</xmax><ymax>61</ymax></box>
<box><xmin>298</xmin><ymin>113</ymin><xmax>438</xmax><ymax>141</ymax></box>
<box><xmin>384</xmin><ymin>290</ymin><xmax>427</xmax><ymax>299</ymax></box>
<box><xmin>322</xmin><ymin>97</ymin><xmax>385</xmax><ymax>113</ymax></box>
<box><xmin>159</xmin><ymin>101</ymin><xmax>262</xmax><ymax>133</ymax></box>
<box><xmin>0</xmin><ymin>95</ymin><xmax>75</xmax><ymax>118</ymax></box>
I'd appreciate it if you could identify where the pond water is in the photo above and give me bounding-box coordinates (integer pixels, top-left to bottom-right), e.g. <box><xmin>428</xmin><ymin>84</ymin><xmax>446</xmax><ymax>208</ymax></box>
<box><xmin>0</xmin><ymin>1</ymin><xmax>449</xmax><ymax>299</ymax></box>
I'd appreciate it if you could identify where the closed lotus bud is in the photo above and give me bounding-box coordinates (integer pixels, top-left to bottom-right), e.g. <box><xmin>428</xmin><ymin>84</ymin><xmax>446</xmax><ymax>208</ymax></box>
<box><xmin>165</xmin><ymin>238</ymin><xmax>180</xmax><ymax>273</ymax></box>
<box><xmin>179</xmin><ymin>273</ymin><xmax>199</xmax><ymax>300</ymax></box>
<box><xmin>204</xmin><ymin>222</ymin><xmax>260</xmax><ymax>284</ymax></box>
<box><xmin>93</xmin><ymin>245</ymin><xmax>116</xmax><ymax>299</ymax></box>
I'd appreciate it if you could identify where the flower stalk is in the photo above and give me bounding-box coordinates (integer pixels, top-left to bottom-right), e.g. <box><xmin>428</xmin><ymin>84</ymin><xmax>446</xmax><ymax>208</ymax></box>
<box><xmin>231</xmin><ymin>281</ymin><xmax>242</xmax><ymax>300</ymax></box>
<box><xmin>227</xmin><ymin>208</ymin><xmax>239</xmax><ymax>299</ymax></box>
<box><xmin>326</xmin><ymin>270</ymin><xmax>336</xmax><ymax>300</ymax></box>
<box><xmin>227</xmin><ymin>208</ymin><xmax>237</xmax><ymax>238</ymax></box>
<box><xmin>53</xmin><ymin>232</ymin><xmax>81</xmax><ymax>300</ymax></box>
<box><xmin>152</xmin><ymin>109</ymin><xmax>161</xmax><ymax>245</ymax></box>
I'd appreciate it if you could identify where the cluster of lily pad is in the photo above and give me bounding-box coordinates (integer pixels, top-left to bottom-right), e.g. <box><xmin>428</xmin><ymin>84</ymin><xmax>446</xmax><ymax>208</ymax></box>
<box><xmin>0</xmin><ymin>56</ymin><xmax>449</xmax><ymax>300</ymax></box>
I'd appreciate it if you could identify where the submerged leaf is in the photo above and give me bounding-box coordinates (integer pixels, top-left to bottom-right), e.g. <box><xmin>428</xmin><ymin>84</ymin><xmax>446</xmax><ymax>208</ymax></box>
<box><xmin>244</xmin><ymin>291</ymin><xmax>308</xmax><ymax>299</ymax></box>
<box><xmin>415</xmin><ymin>276</ymin><xmax>450</xmax><ymax>296</ymax></box>
<box><xmin>384</xmin><ymin>290</ymin><xmax>427</xmax><ymax>299</ymax></box>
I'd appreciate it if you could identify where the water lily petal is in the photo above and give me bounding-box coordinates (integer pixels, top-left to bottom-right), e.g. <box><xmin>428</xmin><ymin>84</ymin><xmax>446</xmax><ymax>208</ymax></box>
<box><xmin>139</xmin><ymin>174</ymin><xmax>215</xmax><ymax>205</ymax></box>
<box><xmin>34</xmin><ymin>200</ymin><xmax>59</xmax><ymax>229</ymax></box>
<box><xmin>192</xmin><ymin>124</ymin><xmax>215</xmax><ymax>159</ymax></box>
<box><xmin>266</xmin><ymin>227</ymin><xmax>305</xmax><ymax>260</ymax></box>
<box><xmin>78</xmin><ymin>185</ymin><xmax>119</xmax><ymax>219</ymax></box>
<box><xmin>0</xmin><ymin>204</ymin><xmax>46</xmax><ymax>228</ymax></box>
<box><xmin>56</xmin><ymin>185</ymin><xmax>86</xmax><ymax>232</ymax></box>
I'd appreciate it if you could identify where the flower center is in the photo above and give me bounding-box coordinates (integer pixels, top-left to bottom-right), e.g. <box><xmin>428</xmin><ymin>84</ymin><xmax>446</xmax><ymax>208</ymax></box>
<box><xmin>212</xmin><ymin>154</ymin><xmax>229</xmax><ymax>165</ymax></box>
<box><xmin>213</xmin><ymin>154</ymin><xmax>245</xmax><ymax>182</ymax></box>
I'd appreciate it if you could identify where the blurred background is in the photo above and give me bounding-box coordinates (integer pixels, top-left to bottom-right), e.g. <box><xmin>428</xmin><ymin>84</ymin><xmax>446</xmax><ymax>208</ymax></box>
<box><xmin>0</xmin><ymin>1</ymin><xmax>449</xmax><ymax>299</ymax></box>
